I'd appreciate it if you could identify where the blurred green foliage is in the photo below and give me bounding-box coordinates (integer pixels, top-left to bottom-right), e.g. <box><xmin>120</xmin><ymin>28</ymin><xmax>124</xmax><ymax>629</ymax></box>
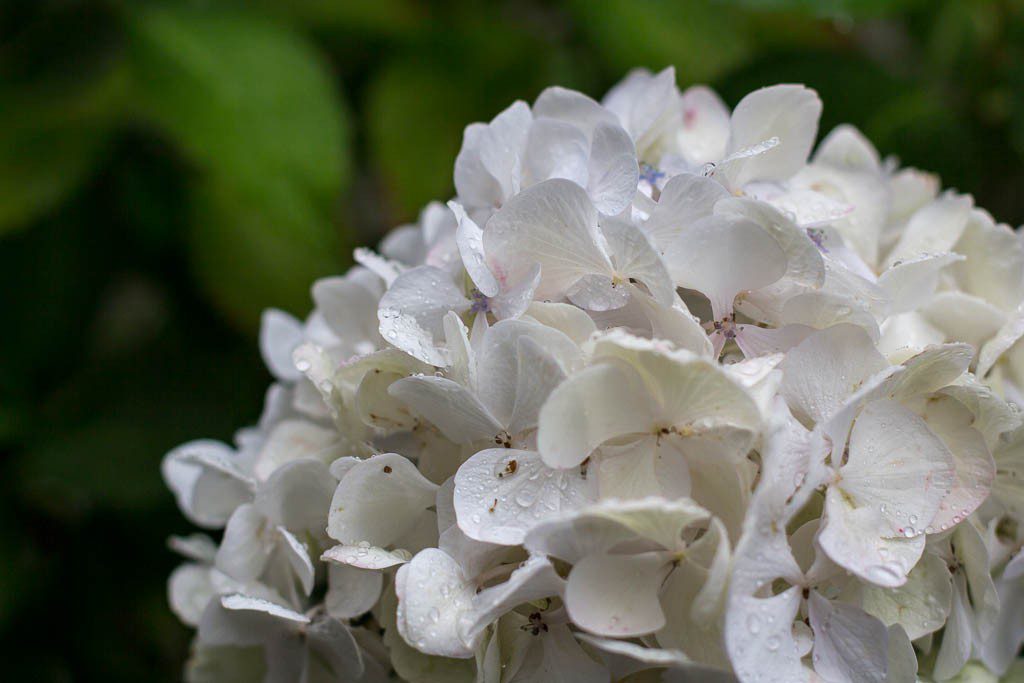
<box><xmin>1</xmin><ymin>0</ymin><xmax>1023</xmax><ymax>680</ymax></box>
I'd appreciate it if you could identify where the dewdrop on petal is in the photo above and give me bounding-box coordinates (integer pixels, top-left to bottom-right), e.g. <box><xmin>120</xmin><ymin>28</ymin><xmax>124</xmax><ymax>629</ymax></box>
<box><xmin>162</xmin><ymin>67</ymin><xmax>1024</xmax><ymax>682</ymax></box>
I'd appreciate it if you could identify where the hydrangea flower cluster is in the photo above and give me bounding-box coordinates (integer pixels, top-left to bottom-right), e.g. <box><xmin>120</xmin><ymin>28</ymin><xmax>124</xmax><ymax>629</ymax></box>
<box><xmin>163</xmin><ymin>67</ymin><xmax>1024</xmax><ymax>683</ymax></box>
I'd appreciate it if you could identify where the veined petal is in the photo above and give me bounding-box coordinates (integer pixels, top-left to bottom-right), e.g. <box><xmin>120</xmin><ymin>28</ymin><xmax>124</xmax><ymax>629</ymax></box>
<box><xmin>921</xmin><ymin>395</ymin><xmax>994</xmax><ymax>531</ymax></box>
<box><xmin>600</xmin><ymin>218</ymin><xmax>674</xmax><ymax>307</ymax></box>
<box><xmin>818</xmin><ymin>487</ymin><xmax>926</xmax><ymax>588</ymax></box>
<box><xmin>588</xmin><ymin>122</ymin><xmax>639</xmax><ymax>216</ymax></box>
<box><xmin>484</xmin><ymin>179</ymin><xmax>612</xmax><ymax>301</ymax></box>
<box><xmin>808</xmin><ymin>592</ymin><xmax>888</xmax><ymax>683</ymax></box>
<box><xmin>664</xmin><ymin>214</ymin><xmax>787</xmax><ymax>320</ymax></box>
<box><xmin>840</xmin><ymin>399</ymin><xmax>955</xmax><ymax>538</ymax></box>
<box><xmin>860</xmin><ymin>552</ymin><xmax>952</xmax><ymax>640</ymax></box>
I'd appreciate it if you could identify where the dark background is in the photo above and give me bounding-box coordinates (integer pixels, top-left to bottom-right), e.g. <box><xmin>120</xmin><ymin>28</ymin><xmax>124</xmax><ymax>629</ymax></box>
<box><xmin>2</xmin><ymin>1</ymin><xmax>1023</xmax><ymax>680</ymax></box>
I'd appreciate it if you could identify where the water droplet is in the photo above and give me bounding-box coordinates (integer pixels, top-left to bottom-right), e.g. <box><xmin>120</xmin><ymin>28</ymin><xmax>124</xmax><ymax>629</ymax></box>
<box><xmin>747</xmin><ymin>614</ymin><xmax>762</xmax><ymax>634</ymax></box>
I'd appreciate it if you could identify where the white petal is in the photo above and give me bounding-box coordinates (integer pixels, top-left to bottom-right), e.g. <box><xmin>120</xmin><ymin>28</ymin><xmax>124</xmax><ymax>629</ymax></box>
<box><xmin>808</xmin><ymin>592</ymin><xmax>888</xmax><ymax>683</ymax></box>
<box><xmin>922</xmin><ymin>290</ymin><xmax>1005</xmax><ymax>352</ymax></box>
<box><xmin>325</xmin><ymin>563</ymin><xmax>383</xmax><ymax>619</ymax></box>
<box><xmin>602</xmin><ymin>67</ymin><xmax>679</xmax><ymax>150</ymax></box>
<box><xmin>321</xmin><ymin>543</ymin><xmax>410</xmax><ymax>570</ymax></box>
<box><xmin>818</xmin><ymin>487</ymin><xmax>926</xmax><ymax>588</ymax></box>
<box><xmin>169</xmin><ymin>564</ymin><xmax>217</xmax><ymax>627</ymax></box>
<box><xmin>885</xmin><ymin>194</ymin><xmax>973</xmax><ymax>268</ymax></box>
<box><xmin>994</xmin><ymin>426</ymin><xmax>1024</xmax><ymax>517</ymax></box>
<box><xmin>723</xmin><ymin>85</ymin><xmax>822</xmax><ymax>187</ymax></box>
<box><xmin>932</xmin><ymin>572</ymin><xmax>973</xmax><ymax>680</ymax></box>
<box><xmin>523</xmin><ymin>117</ymin><xmax>590</xmax><ymax>188</ymax></box>
<box><xmin>305</xmin><ymin>616</ymin><xmax>365</xmax><ymax>681</ymax></box>
<box><xmin>455</xmin><ymin>449</ymin><xmax>595</xmax><ymax>545</ymax></box>
<box><xmin>664</xmin><ymin>214</ymin><xmax>787</xmax><ymax>319</ymax></box>
<box><xmin>395</xmin><ymin>549</ymin><xmax>478</xmax><ymax>658</ymax></box>
<box><xmin>168</xmin><ymin>533</ymin><xmax>218</xmax><ymax>564</ymax></box>
<box><xmin>587</xmin><ymin>122</ymin><xmax>639</xmax><ymax>216</ymax></box>
<box><xmin>716</xmin><ymin>196</ymin><xmax>826</xmax><ymax>291</ymax></box>
<box><xmin>601</xmin><ymin>217</ymin><xmax>674</xmax><ymax>306</ymax></box>
<box><xmin>590</xmin><ymin>331</ymin><xmax>761</xmax><ymax>433</ymax></box>
<box><xmin>477</xmin><ymin>318</ymin><xmax>583</xmax><ymax>427</ymax></box>
<box><xmin>327</xmin><ymin>453</ymin><xmax>438</xmax><ymax>547</ymax></box>
<box><xmin>162</xmin><ymin>439</ymin><xmax>254</xmax><ymax>529</ymax></box>
<box><xmin>840</xmin><ymin>399</ymin><xmax>955</xmax><ymax>538</ymax></box>
<box><xmin>951</xmin><ymin>209</ymin><xmax>1024</xmax><ymax>312</ymax></box>
<box><xmin>488</xmin><ymin>262</ymin><xmax>541</xmax><ymax>320</ymax></box>
<box><xmin>459</xmin><ymin>555</ymin><xmax>564</xmax><ymax>641</ymax></box>
<box><xmin>566</xmin><ymin>551</ymin><xmax>671</xmax><ymax>637</ymax></box>
<box><xmin>388</xmin><ymin>375</ymin><xmax>503</xmax><ymax>443</ymax></box>
<box><xmin>677</xmin><ymin>85</ymin><xmax>731</xmax><ymax>166</ymax></box>
<box><xmin>877</xmin><ymin>252</ymin><xmax>964</xmax><ymax>315</ymax></box>
<box><xmin>378</xmin><ymin>266</ymin><xmax>471</xmax><ymax>366</ymax></box>
<box><xmin>922</xmin><ymin>395</ymin><xmax>994</xmax><ymax>532</ymax></box>
<box><xmin>215</xmin><ymin>504</ymin><xmax>274</xmax><ymax>582</ymax></box>
<box><xmin>596</xmin><ymin>437</ymin><xmax>690</xmax><ymax>502</ymax></box>
<box><xmin>484</xmin><ymin>179</ymin><xmax>612</xmax><ymax>301</ymax></box>
<box><xmin>255</xmin><ymin>458</ymin><xmax>334</xmax><ymax>533</ymax></box>
<box><xmin>259</xmin><ymin>309</ymin><xmax>305</xmax><ymax>382</ymax></box>
<box><xmin>277</xmin><ymin>526</ymin><xmax>315</xmax><ymax>596</ymax></box>
<box><xmin>525</xmin><ymin>497</ymin><xmax>708</xmax><ymax>563</ymax></box>
<box><xmin>523</xmin><ymin>301</ymin><xmax>597</xmax><ymax>345</ymax></box>
<box><xmin>311</xmin><ymin>272</ymin><xmax>382</xmax><ymax>353</ymax></box>
<box><xmin>779</xmin><ymin>324</ymin><xmax>887</xmax><ymax>428</ymax></box>
<box><xmin>885</xmin><ymin>624</ymin><xmax>918</xmax><ymax>683</ymax></box>
<box><xmin>353</xmin><ymin>247</ymin><xmax>403</xmax><ymax>287</ymax></box>
<box><xmin>252</xmin><ymin>419</ymin><xmax>339</xmax><ymax>482</ymax></box>
<box><xmin>814</xmin><ymin>124</ymin><xmax>881</xmax><ymax>171</ymax></box>
<box><xmin>537</xmin><ymin>362</ymin><xmax>654</xmax><ymax>468</ymax></box>
<box><xmin>508</xmin><ymin>335</ymin><xmax>570</xmax><ymax>435</ymax></box>
<box><xmin>725</xmin><ymin>587</ymin><xmax>806</xmax><ymax>683</ymax></box>
<box><xmin>449</xmin><ymin>201</ymin><xmax>499</xmax><ymax>297</ymax></box>
<box><xmin>860</xmin><ymin>551</ymin><xmax>952</xmax><ymax>640</ymax></box>
<box><xmin>533</xmin><ymin>86</ymin><xmax>617</xmax><ymax>134</ymax></box>
<box><xmin>878</xmin><ymin>312</ymin><xmax>946</xmax><ymax>364</ymax></box>
<box><xmin>978</xmin><ymin>301</ymin><xmax>1024</xmax><ymax>378</ymax></box>
<box><xmin>642</xmin><ymin>173</ymin><xmax>728</xmax><ymax>251</ymax></box>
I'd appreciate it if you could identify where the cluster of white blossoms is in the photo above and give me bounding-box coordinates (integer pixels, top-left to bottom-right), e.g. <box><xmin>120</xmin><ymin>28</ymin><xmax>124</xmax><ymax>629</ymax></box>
<box><xmin>163</xmin><ymin>67</ymin><xmax>1024</xmax><ymax>683</ymax></box>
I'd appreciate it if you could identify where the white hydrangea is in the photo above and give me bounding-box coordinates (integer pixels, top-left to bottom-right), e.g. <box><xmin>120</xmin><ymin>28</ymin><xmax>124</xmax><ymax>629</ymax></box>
<box><xmin>163</xmin><ymin>67</ymin><xmax>1024</xmax><ymax>682</ymax></box>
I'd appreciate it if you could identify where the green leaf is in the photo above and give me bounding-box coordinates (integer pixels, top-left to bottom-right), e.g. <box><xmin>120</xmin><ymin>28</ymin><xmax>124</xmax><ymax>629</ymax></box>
<box><xmin>366</xmin><ymin>61</ymin><xmax>475</xmax><ymax>219</ymax></box>
<box><xmin>0</xmin><ymin>59</ymin><xmax>126</xmax><ymax>235</ymax></box>
<box><xmin>189</xmin><ymin>177</ymin><xmax>347</xmax><ymax>330</ymax></box>
<box><xmin>127</xmin><ymin>3</ymin><xmax>352</xmax><ymax>207</ymax></box>
<box><xmin>568</xmin><ymin>0</ymin><xmax>753</xmax><ymax>84</ymax></box>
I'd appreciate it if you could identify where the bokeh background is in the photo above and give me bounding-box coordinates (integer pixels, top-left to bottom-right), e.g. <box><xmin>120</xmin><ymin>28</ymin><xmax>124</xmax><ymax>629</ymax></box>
<box><xmin>2</xmin><ymin>0</ymin><xmax>1024</xmax><ymax>679</ymax></box>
